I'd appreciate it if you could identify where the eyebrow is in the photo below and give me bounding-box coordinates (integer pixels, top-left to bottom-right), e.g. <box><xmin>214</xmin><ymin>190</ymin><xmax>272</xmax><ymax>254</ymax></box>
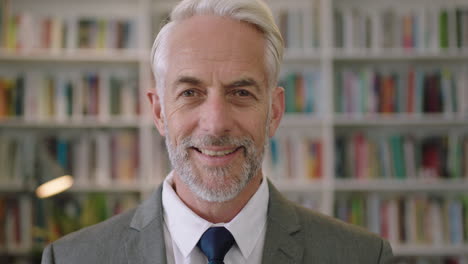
<box><xmin>225</xmin><ymin>78</ymin><xmax>260</xmax><ymax>93</ymax></box>
<box><xmin>174</xmin><ymin>75</ymin><xmax>261</xmax><ymax>92</ymax></box>
<box><xmin>174</xmin><ymin>76</ymin><xmax>204</xmax><ymax>87</ymax></box>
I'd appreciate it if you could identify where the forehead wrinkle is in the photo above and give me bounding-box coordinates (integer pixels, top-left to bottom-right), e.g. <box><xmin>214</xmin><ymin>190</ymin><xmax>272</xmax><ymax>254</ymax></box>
<box><xmin>169</xmin><ymin>53</ymin><xmax>264</xmax><ymax>83</ymax></box>
<box><xmin>172</xmin><ymin>47</ymin><xmax>256</xmax><ymax>65</ymax></box>
<box><xmin>165</xmin><ymin>15</ymin><xmax>268</xmax><ymax>92</ymax></box>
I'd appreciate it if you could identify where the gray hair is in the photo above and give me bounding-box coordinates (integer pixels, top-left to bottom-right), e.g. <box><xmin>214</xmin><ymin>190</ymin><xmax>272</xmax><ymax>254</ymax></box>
<box><xmin>150</xmin><ymin>0</ymin><xmax>284</xmax><ymax>99</ymax></box>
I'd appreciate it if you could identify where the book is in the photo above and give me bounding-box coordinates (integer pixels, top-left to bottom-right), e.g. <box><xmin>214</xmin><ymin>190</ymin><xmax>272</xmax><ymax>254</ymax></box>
<box><xmin>275</xmin><ymin>6</ymin><xmax>320</xmax><ymax>51</ymax></box>
<box><xmin>334</xmin><ymin>9</ymin><xmax>344</xmax><ymax>48</ymax></box>
<box><xmin>334</xmin><ymin>6</ymin><xmax>468</xmax><ymax>52</ymax></box>
<box><xmin>336</xmin><ymin>132</ymin><xmax>466</xmax><ymax>180</ymax></box>
<box><xmin>6</xmin><ymin>131</ymin><xmax>140</xmax><ymax>189</ymax></box>
<box><xmin>336</xmin><ymin>194</ymin><xmax>468</xmax><ymax>246</ymax></box>
<box><xmin>335</xmin><ymin>66</ymin><xmax>467</xmax><ymax>115</ymax></box>
<box><xmin>448</xmin><ymin>198</ymin><xmax>463</xmax><ymax>244</ymax></box>
<box><xmin>0</xmin><ymin>6</ymin><xmax>138</xmax><ymax>52</ymax></box>
<box><xmin>95</xmin><ymin>132</ymin><xmax>111</xmax><ymax>186</ymax></box>
<box><xmin>389</xmin><ymin>135</ymin><xmax>406</xmax><ymax>179</ymax></box>
<box><xmin>0</xmin><ymin>68</ymin><xmax>139</xmax><ymax>121</ymax></box>
<box><xmin>111</xmin><ymin>130</ymin><xmax>139</xmax><ymax>183</ymax></box>
<box><xmin>367</xmin><ymin>193</ymin><xmax>380</xmax><ymax>235</ymax></box>
<box><xmin>439</xmin><ymin>9</ymin><xmax>449</xmax><ymax>49</ymax></box>
<box><xmin>266</xmin><ymin>134</ymin><xmax>322</xmax><ymax>181</ymax></box>
<box><xmin>0</xmin><ymin>196</ymin><xmax>32</xmax><ymax>250</ymax></box>
<box><xmin>151</xmin><ymin>135</ymin><xmax>171</xmax><ymax>185</ymax></box>
<box><xmin>0</xmin><ymin>132</ymin><xmax>28</xmax><ymax>186</ymax></box>
<box><xmin>279</xmin><ymin>70</ymin><xmax>321</xmax><ymax>113</ymax></box>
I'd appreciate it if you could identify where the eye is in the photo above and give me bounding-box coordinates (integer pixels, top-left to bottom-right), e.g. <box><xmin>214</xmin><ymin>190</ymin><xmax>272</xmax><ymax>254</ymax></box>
<box><xmin>234</xmin><ymin>89</ymin><xmax>252</xmax><ymax>97</ymax></box>
<box><xmin>181</xmin><ymin>89</ymin><xmax>197</xmax><ymax>97</ymax></box>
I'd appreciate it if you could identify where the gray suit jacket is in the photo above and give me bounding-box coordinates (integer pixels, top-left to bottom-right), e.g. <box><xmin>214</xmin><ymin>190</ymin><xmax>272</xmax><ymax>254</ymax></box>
<box><xmin>42</xmin><ymin>181</ymin><xmax>393</xmax><ymax>263</ymax></box>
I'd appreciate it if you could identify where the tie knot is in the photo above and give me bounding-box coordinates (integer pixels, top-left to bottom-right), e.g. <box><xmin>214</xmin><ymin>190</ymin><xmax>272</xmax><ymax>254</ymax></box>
<box><xmin>197</xmin><ymin>227</ymin><xmax>235</xmax><ymax>264</ymax></box>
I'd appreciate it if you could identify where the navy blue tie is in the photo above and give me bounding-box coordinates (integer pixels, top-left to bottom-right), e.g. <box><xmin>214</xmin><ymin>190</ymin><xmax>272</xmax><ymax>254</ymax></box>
<box><xmin>197</xmin><ymin>227</ymin><xmax>235</xmax><ymax>264</ymax></box>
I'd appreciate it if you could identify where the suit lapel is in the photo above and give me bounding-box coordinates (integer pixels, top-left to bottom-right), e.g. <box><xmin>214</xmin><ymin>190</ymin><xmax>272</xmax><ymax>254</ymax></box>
<box><xmin>123</xmin><ymin>180</ymin><xmax>304</xmax><ymax>264</ymax></box>
<box><xmin>262</xmin><ymin>181</ymin><xmax>304</xmax><ymax>264</ymax></box>
<box><xmin>125</xmin><ymin>185</ymin><xmax>167</xmax><ymax>264</ymax></box>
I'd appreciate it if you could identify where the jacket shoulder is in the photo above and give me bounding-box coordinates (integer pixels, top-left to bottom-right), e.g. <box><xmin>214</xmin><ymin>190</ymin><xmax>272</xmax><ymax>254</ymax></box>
<box><xmin>293</xmin><ymin>204</ymin><xmax>392</xmax><ymax>263</ymax></box>
<box><xmin>57</xmin><ymin>207</ymin><xmax>136</xmax><ymax>245</ymax></box>
<box><xmin>295</xmin><ymin>204</ymin><xmax>378</xmax><ymax>240</ymax></box>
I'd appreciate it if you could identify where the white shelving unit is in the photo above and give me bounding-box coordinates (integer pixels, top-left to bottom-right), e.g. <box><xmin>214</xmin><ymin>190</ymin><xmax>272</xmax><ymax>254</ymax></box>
<box><xmin>0</xmin><ymin>0</ymin><xmax>467</xmax><ymax>262</ymax></box>
<box><xmin>334</xmin><ymin>179</ymin><xmax>468</xmax><ymax>192</ymax></box>
<box><xmin>334</xmin><ymin>114</ymin><xmax>468</xmax><ymax>127</ymax></box>
<box><xmin>0</xmin><ymin>49</ymin><xmax>143</xmax><ymax>63</ymax></box>
<box><xmin>393</xmin><ymin>245</ymin><xmax>468</xmax><ymax>257</ymax></box>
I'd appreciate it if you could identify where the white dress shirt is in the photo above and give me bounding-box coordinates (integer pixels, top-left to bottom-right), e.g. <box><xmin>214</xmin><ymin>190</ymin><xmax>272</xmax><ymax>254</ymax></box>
<box><xmin>161</xmin><ymin>171</ymin><xmax>269</xmax><ymax>264</ymax></box>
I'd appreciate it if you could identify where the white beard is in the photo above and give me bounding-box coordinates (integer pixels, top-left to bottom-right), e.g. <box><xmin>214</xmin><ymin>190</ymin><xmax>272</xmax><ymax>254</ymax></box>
<box><xmin>165</xmin><ymin>133</ymin><xmax>266</xmax><ymax>202</ymax></box>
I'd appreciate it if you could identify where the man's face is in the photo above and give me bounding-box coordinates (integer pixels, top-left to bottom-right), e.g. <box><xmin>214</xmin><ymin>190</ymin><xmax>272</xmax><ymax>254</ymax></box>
<box><xmin>148</xmin><ymin>15</ymin><xmax>284</xmax><ymax>202</ymax></box>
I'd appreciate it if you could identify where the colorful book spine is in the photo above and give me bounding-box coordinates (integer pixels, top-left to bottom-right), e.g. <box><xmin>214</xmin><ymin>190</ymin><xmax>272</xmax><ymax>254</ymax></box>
<box><xmin>335</xmin><ymin>194</ymin><xmax>468</xmax><ymax>247</ymax></box>
<box><xmin>0</xmin><ymin>2</ymin><xmax>137</xmax><ymax>52</ymax></box>
<box><xmin>275</xmin><ymin>4</ymin><xmax>320</xmax><ymax>51</ymax></box>
<box><xmin>0</xmin><ymin>195</ymin><xmax>31</xmax><ymax>251</ymax></box>
<box><xmin>265</xmin><ymin>134</ymin><xmax>322</xmax><ymax>181</ymax></box>
<box><xmin>280</xmin><ymin>70</ymin><xmax>321</xmax><ymax>114</ymax></box>
<box><xmin>335</xmin><ymin>132</ymin><xmax>468</xmax><ymax>180</ymax></box>
<box><xmin>0</xmin><ymin>132</ymin><xmax>31</xmax><ymax>186</ymax></box>
<box><xmin>0</xmin><ymin>68</ymin><xmax>139</xmax><ymax>121</ymax></box>
<box><xmin>0</xmin><ymin>131</ymin><xmax>140</xmax><ymax>188</ymax></box>
<box><xmin>334</xmin><ymin>6</ymin><xmax>468</xmax><ymax>51</ymax></box>
<box><xmin>335</xmin><ymin>66</ymin><xmax>468</xmax><ymax>115</ymax></box>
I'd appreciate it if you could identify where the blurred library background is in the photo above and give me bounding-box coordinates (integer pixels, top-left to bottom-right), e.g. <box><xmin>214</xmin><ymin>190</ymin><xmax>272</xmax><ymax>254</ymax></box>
<box><xmin>1</xmin><ymin>0</ymin><xmax>468</xmax><ymax>263</ymax></box>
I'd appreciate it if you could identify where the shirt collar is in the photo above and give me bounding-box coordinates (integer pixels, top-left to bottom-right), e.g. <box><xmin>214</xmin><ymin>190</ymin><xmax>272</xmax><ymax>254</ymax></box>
<box><xmin>162</xmin><ymin>171</ymin><xmax>211</xmax><ymax>258</ymax></box>
<box><xmin>225</xmin><ymin>174</ymin><xmax>269</xmax><ymax>259</ymax></box>
<box><xmin>162</xmin><ymin>171</ymin><xmax>269</xmax><ymax>260</ymax></box>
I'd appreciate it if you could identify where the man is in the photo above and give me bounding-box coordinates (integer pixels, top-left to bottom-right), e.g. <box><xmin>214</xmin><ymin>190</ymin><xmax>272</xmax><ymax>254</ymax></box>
<box><xmin>42</xmin><ymin>0</ymin><xmax>393</xmax><ymax>263</ymax></box>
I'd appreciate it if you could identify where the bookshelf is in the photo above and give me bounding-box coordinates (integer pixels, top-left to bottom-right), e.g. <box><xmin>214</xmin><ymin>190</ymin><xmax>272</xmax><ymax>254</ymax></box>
<box><xmin>0</xmin><ymin>0</ymin><xmax>467</xmax><ymax>263</ymax></box>
<box><xmin>329</xmin><ymin>0</ymin><xmax>468</xmax><ymax>262</ymax></box>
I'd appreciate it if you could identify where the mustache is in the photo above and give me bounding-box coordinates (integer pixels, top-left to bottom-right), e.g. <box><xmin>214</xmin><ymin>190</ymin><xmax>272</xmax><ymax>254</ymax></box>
<box><xmin>179</xmin><ymin>135</ymin><xmax>254</xmax><ymax>149</ymax></box>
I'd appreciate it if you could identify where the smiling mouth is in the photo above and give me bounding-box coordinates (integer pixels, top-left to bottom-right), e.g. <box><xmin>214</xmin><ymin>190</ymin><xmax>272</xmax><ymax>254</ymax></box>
<box><xmin>191</xmin><ymin>147</ymin><xmax>242</xmax><ymax>157</ymax></box>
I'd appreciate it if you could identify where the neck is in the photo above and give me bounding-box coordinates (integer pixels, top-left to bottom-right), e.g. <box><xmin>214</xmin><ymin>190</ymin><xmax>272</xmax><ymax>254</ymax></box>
<box><xmin>172</xmin><ymin>172</ymin><xmax>263</xmax><ymax>223</ymax></box>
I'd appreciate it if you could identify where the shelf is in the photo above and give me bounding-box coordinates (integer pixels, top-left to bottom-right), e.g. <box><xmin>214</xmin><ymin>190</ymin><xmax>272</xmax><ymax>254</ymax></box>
<box><xmin>333</xmin><ymin>49</ymin><xmax>468</xmax><ymax>62</ymax></box>
<box><xmin>334</xmin><ymin>179</ymin><xmax>468</xmax><ymax>192</ymax></box>
<box><xmin>0</xmin><ymin>49</ymin><xmax>143</xmax><ymax>63</ymax></box>
<box><xmin>279</xmin><ymin>113</ymin><xmax>325</xmax><ymax>128</ymax></box>
<box><xmin>333</xmin><ymin>114</ymin><xmax>468</xmax><ymax>127</ymax></box>
<box><xmin>1</xmin><ymin>0</ymin><xmax>467</xmax><ymax>261</ymax></box>
<box><xmin>270</xmin><ymin>179</ymin><xmax>325</xmax><ymax>192</ymax></box>
<box><xmin>0</xmin><ymin>184</ymin><xmax>30</xmax><ymax>193</ymax></box>
<box><xmin>392</xmin><ymin>244</ymin><xmax>468</xmax><ymax>257</ymax></box>
<box><xmin>283</xmin><ymin>49</ymin><xmax>321</xmax><ymax>63</ymax></box>
<box><xmin>0</xmin><ymin>183</ymin><xmax>143</xmax><ymax>193</ymax></box>
<box><xmin>68</xmin><ymin>183</ymin><xmax>142</xmax><ymax>193</ymax></box>
<box><xmin>0</xmin><ymin>119</ymin><xmax>140</xmax><ymax>129</ymax></box>
<box><xmin>7</xmin><ymin>114</ymin><xmax>465</xmax><ymax>129</ymax></box>
<box><xmin>0</xmin><ymin>247</ymin><xmax>33</xmax><ymax>256</ymax></box>
<box><xmin>141</xmin><ymin>118</ymin><xmax>157</xmax><ymax>128</ymax></box>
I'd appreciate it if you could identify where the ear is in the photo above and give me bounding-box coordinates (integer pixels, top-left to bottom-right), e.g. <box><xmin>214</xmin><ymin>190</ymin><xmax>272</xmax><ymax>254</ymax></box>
<box><xmin>146</xmin><ymin>89</ymin><xmax>166</xmax><ymax>136</ymax></box>
<box><xmin>268</xmin><ymin>86</ymin><xmax>285</xmax><ymax>138</ymax></box>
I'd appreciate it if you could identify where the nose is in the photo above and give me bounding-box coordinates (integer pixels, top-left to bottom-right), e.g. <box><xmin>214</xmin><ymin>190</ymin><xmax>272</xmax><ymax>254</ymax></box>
<box><xmin>199</xmin><ymin>91</ymin><xmax>234</xmax><ymax>135</ymax></box>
